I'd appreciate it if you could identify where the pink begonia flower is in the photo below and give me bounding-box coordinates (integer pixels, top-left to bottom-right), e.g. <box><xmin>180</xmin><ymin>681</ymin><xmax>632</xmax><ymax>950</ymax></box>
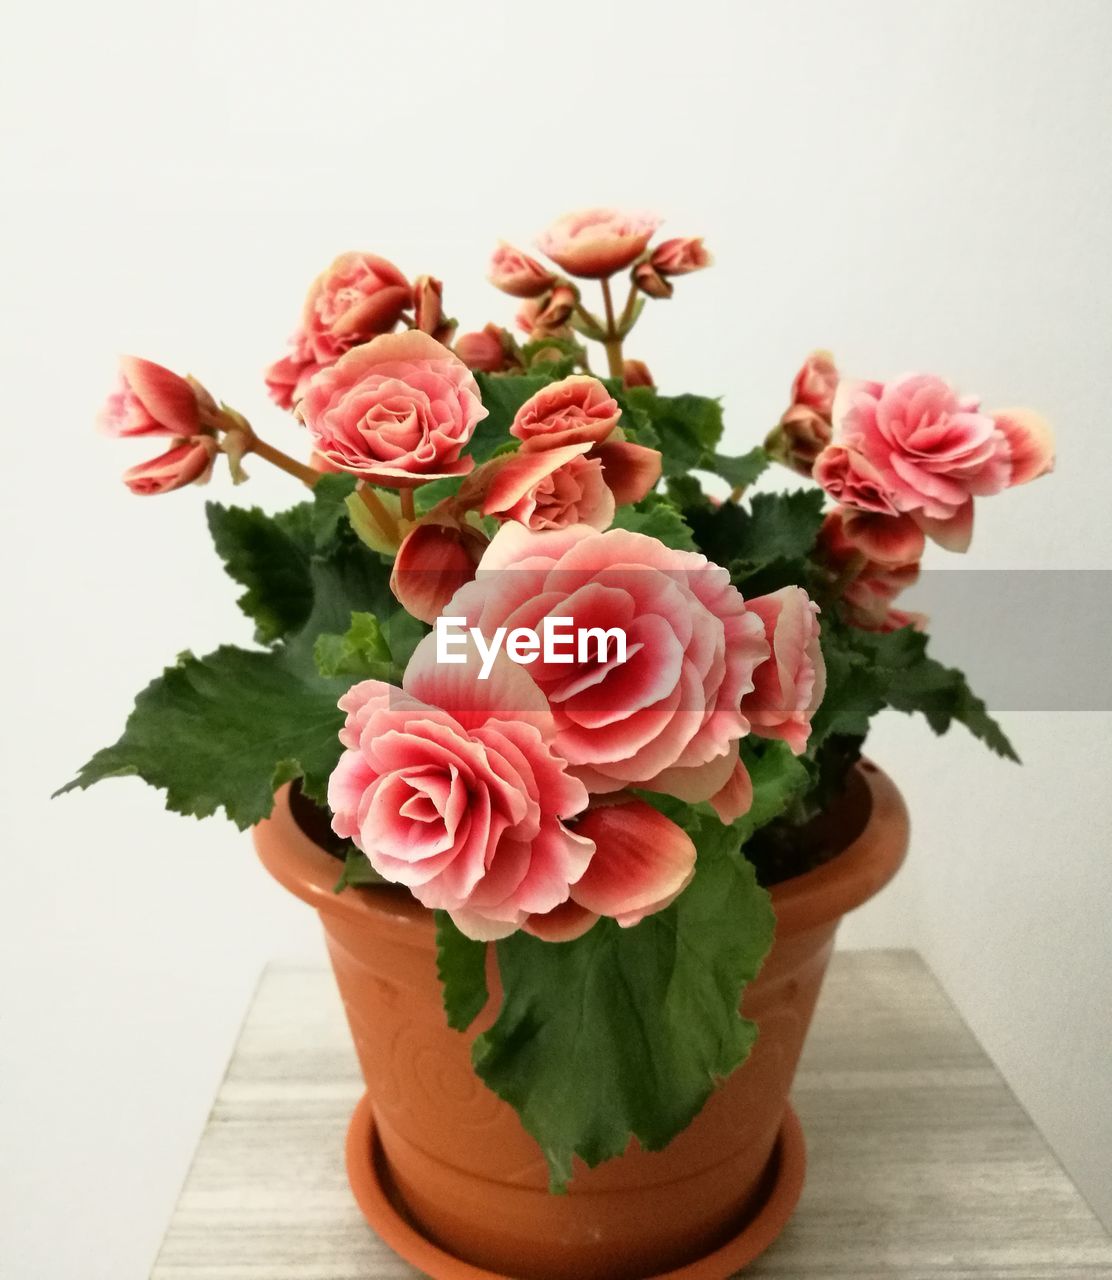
<box><xmin>818</xmin><ymin>510</ymin><xmax>923</xmax><ymax>631</ymax></box>
<box><xmin>591</xmin><ymin>440</ymin><xmax>662</xmax><ymax>505</ymax></box>
<box><xmin>442</xmin><ymin>523</ymin><xmax>771</xmax><ymax>820</ymax></box>
<box><xmin>510</xmin><ymin>375</ymin><xmax>621</xmax><ymax>450</ymax></box>
<box><xmin>298</xmin><ymin>331</ymin><xmax>486</xmax><ymax>487</ymax></box>
<box><xmin>483</xmin><ymin>443</ymin><xmax>616</xmax><ymax>532</ymax></box>
<box><xmin>122</xmin><ymin>436</ymin><xmax>218</xmax><ymax>496</ymax></box>
<box><xmin>265</xmin><ymin>252</ymin><xmax>411</xmax><ymax>409</ymax></box>
<box><xmin>537</xmin><ymin>208</ymin><xmax>662</xmax><ymax>279</ymax></box>
<box><xmin>455</xmin><ymin>325</ymin><xmax>511</xmax><ymax>373</ymax></box>
<box><xmin>488</xmin><ymin>242</ymin><xmax>557</xmax><ymax>298</ymax></box>
<box><xmin>328</xmin><ymin>641</ymin><xmax>593</xmax><ymax>941</ymax></box>
<box><xmin>790</xmin><ymin>350</ymin><xmax>839</xmax><ymax>418</ymax></box>
<box><xmin>390</xmin><ymin>519</ymin><xmax>486</xmax><ymax>624</ymax></box>
<box><xmin>815</xmin><ymin>374</ymin><xmax>1055</xmax><ymax>552</ymax></box>
<box><xmin>98</xmin><ymin>356</ymin><xmax>206</xmax><ymax>438</ymax></box>
<box><xmin>740</xmin><ymin>587</ymin><xmax>826</xmax><ymax>755</ymax></box>
<box><xmin>650</xmin><ymin>237</ymin><xmax>713</xmax><ymax>276</ymax></box>
<box><xmin>823</xmin><ymin>505</ymin><xmax>925</xmax><ymax>566</ymax></box>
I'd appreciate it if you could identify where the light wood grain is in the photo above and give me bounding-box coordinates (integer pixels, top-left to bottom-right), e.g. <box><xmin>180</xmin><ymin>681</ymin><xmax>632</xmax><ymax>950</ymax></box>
<box><xmin>152</xmin><ymin>951</ymin><xmax>1112</xmax><ymax>1279</ymax></box>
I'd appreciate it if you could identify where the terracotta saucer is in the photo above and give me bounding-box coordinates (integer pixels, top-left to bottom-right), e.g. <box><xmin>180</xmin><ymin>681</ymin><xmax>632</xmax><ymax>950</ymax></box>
<box><xmin>345</xmin><ymin>1092</ymin><xmax>806</xmax><ymax>1280</ymax></box>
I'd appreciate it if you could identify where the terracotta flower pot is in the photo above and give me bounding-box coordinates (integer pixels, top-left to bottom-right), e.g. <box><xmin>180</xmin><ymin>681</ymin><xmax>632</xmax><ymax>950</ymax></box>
<box><xmin>255</xmin><ymin>761</ymin><xmax>908</xmax><ymax>1280</ymax></box>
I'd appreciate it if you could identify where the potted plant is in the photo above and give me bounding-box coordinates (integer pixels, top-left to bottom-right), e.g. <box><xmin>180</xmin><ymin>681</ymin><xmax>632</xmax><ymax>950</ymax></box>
<box><xmin>59</xmin><ymin>208</ymin><xmax>1054</xmax><ymax>1280</ymax></box>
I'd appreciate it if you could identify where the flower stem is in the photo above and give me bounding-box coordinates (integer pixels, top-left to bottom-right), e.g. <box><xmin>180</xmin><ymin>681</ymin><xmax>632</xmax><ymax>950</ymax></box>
<box><xmin>616</xmin><ymin>281</ymin><xmax>639</xmax><ymax>333</ymax></box>
<box><xmin>245</xmin><ymin>435</ymin><xmax>319</xmax><ymax>488</ymax></box>
<box><xmin>599</xmin><ymin>278</ymin><xmax>624</xmax><ymax>379</ymax></box>
<box><xmin>400</xmin><ymin>488</ymin><xmax>416</xmax><ymax>522</ymax></box>
<box><xmin>358</xmin><ymin>483</ymin><xmax>401</xmax><ymax>544</ymax></box>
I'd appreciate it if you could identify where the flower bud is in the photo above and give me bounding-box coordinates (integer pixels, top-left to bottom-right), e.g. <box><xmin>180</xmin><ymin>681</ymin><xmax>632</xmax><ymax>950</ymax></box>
<box><xmin>455</xmin><ymin>324</ymin><xmax>512</xmax><ymax>372</ymax></box>
<box><xmin>790</xmin><ymin>350</ymin><xmax>838</xmax><ymax>417</ymax></box>
<box><xmin>650</xmin><ymin>236</ymin><xmax>712</xmax><ymax>276</ymax></box>
<box><xmin>98</xmin><ymin>356</ymin><xmax>205</xmax><ymax>439</ymax></box>
<box><xmin>488</xmin><ymin>242</ymin><xmax>557</xmax><ymax>297</ymax></box>
<box><xmin>622</xmin><ymin>359</ymin><xmax>654</xmax><ymax>389</ymax></box>
<box><xmin>122</xmin><ymin>437</ymin><xmax>218</xmax><ymax>496</ymax></box>
<box><xmin>632</xmin><ymin>261</ymin><xmax>673</xmax><ymax>299</ymax></box>
<box><xmin>389</xmin><ymin>519</ymin><xmax>486</xmax><ymax>624</ymax></box>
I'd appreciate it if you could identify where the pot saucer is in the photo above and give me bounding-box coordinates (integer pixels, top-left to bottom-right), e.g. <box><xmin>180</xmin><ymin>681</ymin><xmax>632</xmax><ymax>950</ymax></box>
<box><xmin>345</xmin><ymin>1092</ymin><xmax>806</xmax><ymax>1280</ymax></box>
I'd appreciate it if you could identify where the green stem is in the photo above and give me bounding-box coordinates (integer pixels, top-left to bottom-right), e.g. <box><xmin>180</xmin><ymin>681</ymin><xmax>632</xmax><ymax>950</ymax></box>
<box><xmin>599</xmin><ymin>278</ymin><xmax>624</xmax><ymax>379</ymax></box>
<box><xmin>246</xmin><ymin>435</ymin><xmax>319</xmax><ymax>488</ymax></box>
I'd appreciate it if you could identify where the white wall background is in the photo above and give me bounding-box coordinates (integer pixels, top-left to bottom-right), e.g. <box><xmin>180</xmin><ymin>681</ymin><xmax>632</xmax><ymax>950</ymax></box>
<box><xmin>2</xmin><ymin>2</ymin><xmax>1110</xmax><ymax>1275</ymax></box>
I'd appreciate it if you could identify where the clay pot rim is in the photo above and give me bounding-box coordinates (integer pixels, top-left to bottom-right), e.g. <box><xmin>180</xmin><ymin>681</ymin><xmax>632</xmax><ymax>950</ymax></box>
<box><xmin>254</xmin><ymin>761</ymin><xmax>907</xmax><ymax>946</ymax></box>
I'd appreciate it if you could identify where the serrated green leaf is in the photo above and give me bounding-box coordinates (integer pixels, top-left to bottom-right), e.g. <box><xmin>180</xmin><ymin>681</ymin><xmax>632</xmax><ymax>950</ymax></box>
<box><xmin>622</xmin><ymin>388</ymin><xmax>725</xmax><ymax>475</ymax></box>
<box><xmin>206</xmin><ymin>501</ymin><xmax>315</xmax><ymax>644</ymax></box>
<box><xmin>471</xmin><ymin>809</ymin><xmax>774</xmax><ymax>1190</ymax></box>
<box><xmin>435</xmin><ymin>912</ymin><xmax>489</xmax><ymax>1032</ymax></box>
<box><xmin>334</xmin><ymin>846</ymin><xmax>388</xmax><ymax>891</ymax></box>
<box><xmin>734</xmin><ymin>739</ymin><xmax>813</xmax><ymax>846</ymax></box>
<box><xmin>309</xmin><ymin>473</ymin><xmax>359</xmax><ymax>547</ymax></box>
<box><xmin>688</xmin><ymin>490</ymin><xmax>826</xmax><ymax>575</ymax></box>
<box><xmin>610</xmin><ymin>496</ymin><xmax>698</xmax><ymax>551</ymax></box>
<box><xmin>699</xmin><ymin>446</ymin><xmax>769</xmax><ymax>491</ymax></box>
<box><xmin>54</xmin><ymin>645</ymin><xmax>346</xmax><ymax>827</ymax></box>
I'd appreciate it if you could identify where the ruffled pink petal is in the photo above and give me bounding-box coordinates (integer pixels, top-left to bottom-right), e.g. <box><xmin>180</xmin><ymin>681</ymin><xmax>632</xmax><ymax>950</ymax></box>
<box><xmin>591</xmin><ymin>440</ymin><xmax>663</xmax><ymax>505</ymax></box>
<box><xmin>523</xmin><ymin>899</ymin><xmax>600</xmax><ymax>941</ymax></box>
<box><xmin>993</xmin><ymin>408</ymin><xmax>1055</xmax><ymax>486</ymax></box>
<box><xmin>912</xmin><ymin>500</ymin><xmax>974</xmax><ymax>553</ymax></box>
<box><xmin>708</xmin><ymin>753</ymin><xmax>753</xmax><ymax>824</ymax></box>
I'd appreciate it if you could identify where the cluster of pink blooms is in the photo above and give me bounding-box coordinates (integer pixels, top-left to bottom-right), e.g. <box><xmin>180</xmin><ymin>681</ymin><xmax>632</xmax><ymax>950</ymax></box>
<box><xmin>772</xmin><ymin>350</ymin><xmax>1055</xmax><ymax>628</ymax></box>
<box><xmin>97</xmin><ymin>206</ymin><xmax>1053</xmax><ymax>942</ymax></box>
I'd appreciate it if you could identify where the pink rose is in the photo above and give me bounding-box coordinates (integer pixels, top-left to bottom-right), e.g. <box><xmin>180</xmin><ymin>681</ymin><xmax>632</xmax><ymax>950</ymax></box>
<box><xmin>390</xmin><ymin>519</ymin><xmax>486</xmax><ymax>624</ymax></box>
<box><xmin>488</xmin><ymin>242</ymin><xmax>557</xmax><ymax>298</ymax></box>
<box><xmin>298</xmin><ymin>330</ymin><xmax>487</xmax><ymax>488</ymax></box>
<box><xmin>98</xmin><ymin>356</ymin><xmax>206</xmax><ymax>438</ymax></box>
<box><xmin>455</xmin><ymin>325</ymin><xmax>512</xmax><ymax>373</ymax></box>
<box><xmin>302</xmin><ymin>252</ymin><xmax>412</xmax><ymax>363</ymax></box>
<box><xmin>790</xmin><ymin>350</ymin><xmax>838</xmax><ymax>418</ymax></box>
<box><xmin>650</xmin><ymin>236</ymin><xmax>712</xmax><ymax>276</ymax></box>
<box><xmin>328</xmin><ymin>644</ymin><xmax>593</xmax><ymax>940</ymax></box>
<box><xmin>510</xmin><ymin>375</ymin><xmax>621</xmax><ymax>450</ymax></box>
<box><xmin>813</xmin><ymin>444</ymin><xmax>901</xmax><ymax>517</ymax></box>
<box><xmin>632</xmin><ymin>261</ymin><xmax>672</xmax><ymax>299</ymax></box>
<box><xmin>482</xmin><ymin>443</ymin><xmax>616</xmax><ymax>532</ymax></box>
<box><xmin>740</xmin><ymin>588</ymin><xmax>826</xmax><ymax>755</ymax></box>
<box><xmin>536</xmin><ymin>208</ymin><xmax>662</xmax><ymax>279</ymax></box>
<box><xmin>122</xmin><ymin>436</ymin><xmax>218</xmax><ymax>496</ymax></box>
<box><xmin>443</xmin><ymin>523</ymin><xmax>770</xmax><ymax>820</ymax></box>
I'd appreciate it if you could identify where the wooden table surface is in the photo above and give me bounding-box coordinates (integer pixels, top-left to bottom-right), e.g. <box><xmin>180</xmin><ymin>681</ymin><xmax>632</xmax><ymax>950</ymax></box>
<box><xmin>152</xmin><ymin>951</ymin><xmax>1112</xmax><ymax>1279</ymax></box>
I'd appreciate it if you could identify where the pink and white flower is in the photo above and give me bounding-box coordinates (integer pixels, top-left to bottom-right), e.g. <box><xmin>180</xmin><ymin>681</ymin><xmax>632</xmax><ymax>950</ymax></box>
<box><xmin>510</xmin><ymin>375</ymin><xmax>621</xmax><ymax>450</ymax></box>
<box><xmin>98</xmin><ymin>356</ymin><xmax>207</xmax><ymax>439</ymax></box>
<box><xmin>650</xmin><ymin>237</ymin><xmax>712</xmax><ymax>276</ymax></box>
<box><xmin>740</xmin><ymin>587</ymin><xmax>826</xmax><ymax>755</ymax></box>
<box><xmin>298</xmin><ymin>331</ymin><xmax>487</xmax><ymax>487</ymax></box>
<box><xmin>442</xmin><ymin>523</ymin><xmax>772</xmax><ymax>820</ymax></box>
<box><xmin>537</xmin><ymin>208</ymin><xmax>662</xmax><ymax>279</ymax></box>
<box><xmin>122</xmin><ymin>436</ymin><xmax>218</xmax><ymax>496</ymax></box>
<box><xmin>483</xmin><ymin>443</ymin><xmax>616</xmax><ymax>532</ymax></box>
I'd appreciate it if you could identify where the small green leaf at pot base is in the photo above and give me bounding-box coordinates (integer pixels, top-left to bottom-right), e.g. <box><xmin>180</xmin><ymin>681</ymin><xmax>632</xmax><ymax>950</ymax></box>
<box><xmin>735</xmin><ymin>739</ymin><xmax>813</xmax><ymax>846</ymax></box>
<box><xmin>470</xmin><ymin>809</ymin><xmax>775</xmax><ymax>1192</ymax></box>
<box><xmin>54</xmin><ymin>645</ymin><xmax>347</xmax><ymax>828</ymax></box>
<box><xmin>334</xmin><ymin>846</ymin><xmax>387</xmax><ymax>892</ymax></box>
<box><xmin>435</xmin><ymin>913</ymin><xmax>490</xmax><ymax>1032</ymax></box>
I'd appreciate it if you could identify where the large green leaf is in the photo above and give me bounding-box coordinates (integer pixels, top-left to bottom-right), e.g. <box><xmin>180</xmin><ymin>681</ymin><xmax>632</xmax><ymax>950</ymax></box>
<box><xmin>623</xmin><ymin>388</ymin><xmax>725</xmax><ymax>475</ymax></box>
<box><xmin>687</xmin><ymin>490</ymin><xmax>826</xmax><ymax>577</ymax></box>
<box><xmin>54</xmin><ymin>645</ymin><xmax>347</xmax><ymax>826</ymax></box>
<box><xmin>610</xmin><ymin>495</ymin><xmax>698</xmax><ymax>552</ymax></box>
<box><xmin>469</xmin><ymin>809</ymin><xmax>775</xmax><ymax>1191</ymax></box>
<box><xmin>435</xmin><ymin>913</ymin><xmax>490</xmax><ymax>1032</ymax></box>
<box><xmin>206</xmin><ymin>501</ymin><xmax>315</xmax><ymax>643</ymax></box>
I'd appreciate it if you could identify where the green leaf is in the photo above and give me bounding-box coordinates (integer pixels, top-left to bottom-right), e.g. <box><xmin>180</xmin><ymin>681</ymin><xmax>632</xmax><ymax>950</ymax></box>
<box><xmin>610</xmin><ymin>496</ymin><xmax>698</xmax><ymax>552</ymax></box>
<box><xmin>623</xmin><ymin>388</ymin><xmax>725</xmax><ymax>475</ymax></box>
<box><xmin>734</xmin><ymin>739</ymin><xmax>813</xmax><ymax>846</ymax></box>
<box><xmin>206</xmin><ymin>500</ymin><xmax>315</xmax><ymax>644</ymax></box>
<box><xmin>345</xmin><ymin>489</ymin><xmax>403</xmax><ymax>556</ymax></box>
<box><xmin>334</xmin><ymin>846</ymin><xmax>387</xmax><ymax>891</ymax></box>
<box><xmin>435</xmin><ymin>912</ymin><xmax>489</xmax><ymax>1032</ymax></box>
<box><xmin>54</xmin><ymin>645</ymin><xmax>346</xmax><ymax>827</ymax></box>
<box><xmin>313</xmin><ymin>611</ymin><xmax>400</xmax><ymax>681</ymax></box>
<box><xmin>687</xmin><ymin>490</ymin><xmax>826</xmax><ymax>575</ymax></box>
<box><xmin>699</xmin><ymin>446</ymin><xmax>769</xmax><ymax>491</ymax></box>
<box><xmin>471</xmin><ymin>809</ymin><xmax>775</xmax><ymax>1190</ymax></box>
<box><xmin>309</xmin><ymin>473</ymin><xmax>359</xmax><ymax>547</ymax></box>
